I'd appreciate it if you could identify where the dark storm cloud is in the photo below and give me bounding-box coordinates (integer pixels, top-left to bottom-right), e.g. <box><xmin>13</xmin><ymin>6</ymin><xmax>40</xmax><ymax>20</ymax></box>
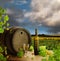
<box><xmin>0</xmin><ymin>0</ymin><xmax>12</xmax><ymax>7</ymax></box>
<box><xmin>7</xmin><ymin>7</ymin><xmax>24</xmax><ymax>21</ymax></box>
<box><xmin>0</xmin><ymin>0</ymin><xmax>12</xmax><ymax>3</ymax></box>
<box><xmin>47</xmin><ymin>26</ymin><xmax>60</xmax><ymax>34</ymax></box>
<box><xmin>8</xmin><ymin>15</ymin><xmax>20</xmax><ymax>27</ymax></box>
<box><xmin>6</xmin><ymin>7</ymin><xmax>24</xmax><ymax>26</ymax></box>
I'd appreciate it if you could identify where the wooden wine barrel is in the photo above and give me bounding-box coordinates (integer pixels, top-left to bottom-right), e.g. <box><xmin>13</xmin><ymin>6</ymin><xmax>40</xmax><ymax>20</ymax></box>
<box><xmin>4</xmin><ymin>27</ymin><xmax>31</xmax><ymax>55</ymax></box>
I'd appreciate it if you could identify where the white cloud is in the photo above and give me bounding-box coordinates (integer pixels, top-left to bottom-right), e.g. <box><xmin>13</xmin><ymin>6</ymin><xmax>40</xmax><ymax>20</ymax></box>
<box><xmin>25</xmin><ymin>0</ymin><xmax>60</xmax><ymax>27</ymax></box>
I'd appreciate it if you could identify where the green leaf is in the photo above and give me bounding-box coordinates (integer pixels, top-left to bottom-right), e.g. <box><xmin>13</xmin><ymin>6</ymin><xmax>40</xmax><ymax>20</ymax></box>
<box><xmin>29</xmin><ymin>45</ymin><xmax>34</xmax><ymax>51</ymax></box>
<box><xmin>2</xmin><ymin>9</ymin><xmax>6</xmax><ymax>14</ymax></box>
<box><xmin>42</xmin><ymin>59</ymin><xmax>46</xmax><ymax>61</ymax></box>
<box><xmin>0</xmin><ymin>7</ymin><xmax>9</xmax><ymax>33</ymax></box>
<box><xmin>0</xmin><ymin>28</ymin><xmax>4</xmax><ymax>33</ymax></box>
<box><xmin>0</xmin><ymin>53</ymin><xmax>4</xmax><ymax>60</ymax></box>
<box><xmin>0</xmin><ymin>22</ymin><xmax>3</xmax><ymax>25</ymax></box>
<box><xmin>0</xmin><ymin>16</ymin><xmax>2</xmax><ymax>20</ymax></box>
<box><xmin>4</xmin><ymin>20</ymin><xmax>7</xmax><ymax>25</ymax></box>
<box><xmin>0</xmin><ymin>25</ymin><xmax>2</xmax><ymax>28</ymax></box>
<box><xmin>0</xmin><ymin>7</ymin><xmax>6</xmax><ymax>15</ymax></box>
<box><xmin>4</xmin><ymin>15</ymin><xmax>9</xmax><ymax>21</ymax></box>
<box><xmin>0</xmin><ymin>53</ymin><xmax>7</xmax><ymax>61</ymax></box>
<box><xmin>0</xmin><ymin>46</ymin><xmax>4</xmax><ymax>53</ymax></box>
<box><xmin>38</xmin><ymin>46</ymin><xmax>47</xmax><ymax>57</ymax></box>
<box><xmin>48</xmin><ymin>56</ymin><xmax>56</xmax><ymax>61</ymax></box>
<box><xmin>3</xmin><ymin>57</ymin><xmax>7</xmax><ymax>61</ymax></box>
<box><xmin>17</xmin><ymin>48</ymin><xmax>24</xmax><ymax>58</ymax></box>
<box><xmin>53</xmin><ymin>49</ymin><xmax>60</xmax><ymax>61</ymax></box>
<box><xmin>39</xmin><ymin>46</ymin><xmax>46</xmax><ymax>51</ymax></box>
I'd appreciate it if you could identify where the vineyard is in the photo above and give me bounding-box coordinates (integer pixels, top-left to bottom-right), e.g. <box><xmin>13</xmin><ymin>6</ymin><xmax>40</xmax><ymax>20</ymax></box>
<box><xmin>31</xmin><ymin>36</ymin><xmax>60</xmax><ymax>61</ymax></box>
<box><xmin>31</xmin><ymin>36</ymin><xmax>60</xmax><ymax>50</ymax></box>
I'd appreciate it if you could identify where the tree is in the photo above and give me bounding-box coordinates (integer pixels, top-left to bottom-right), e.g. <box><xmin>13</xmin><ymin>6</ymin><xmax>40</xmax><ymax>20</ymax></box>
<box><xmin>0</xmin><ymin>7</ymin><xmax>9</xmax><ymax>33</ymax></box>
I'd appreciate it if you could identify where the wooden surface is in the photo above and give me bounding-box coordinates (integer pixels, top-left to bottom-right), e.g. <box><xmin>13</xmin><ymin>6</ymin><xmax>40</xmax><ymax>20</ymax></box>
<box><xmin>7</xmin><ymin>56</ymin><xmax>43</xmax><ymax>61</ymax></box>
<box><xmin>4</xmin><ymin>27</ymin><xmax>31</xmax><ymax>55</ymax></box>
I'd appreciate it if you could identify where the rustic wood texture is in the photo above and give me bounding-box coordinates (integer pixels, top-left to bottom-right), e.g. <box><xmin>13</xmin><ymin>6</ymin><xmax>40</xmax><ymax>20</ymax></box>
<box><xmin>0</xmin><ymin>27</ymin><xmax>31</xmax><ymax>56</ymax></box>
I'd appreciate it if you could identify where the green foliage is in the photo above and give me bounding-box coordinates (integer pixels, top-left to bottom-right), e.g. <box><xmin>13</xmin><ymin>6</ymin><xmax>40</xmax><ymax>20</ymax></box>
<box><xmin>0</xmin><ymin>7</ymin><xmax>6</xmax><ymax>15</ymax></box>
<box><xmin>31</xmin><ymin>39</ymin><xmax>60</xmax><ymax>50</ymax></box>
<box><xmin>31</xmin><ymin>40</ymin><xmax>34</xmax><ymax>46</ymax></box>
<box><xmin>3</xmin><ymin>57</ymin><xmax>7</xmax><ymax>61</ymax></box>
<box><xmin>42</xmin><ymin>56</ymin><xmax>56</xmax><ymax>61</ymax></box>
<box><xmin>42</xmin><ymin>58</ymin><xmax>47</xmax><ymax>61</ymax></box>
<box><xmin>4</xmin><ymin>15</ymin><xmax>9</xmax><ymax>21</ymax></box>
<box><xmin>17</xmin><ymin>48</ymin><xmax>24</xmax><ymax>58</ymax></box>
<box><xmin>41</xmin><ymin>40</ymin><xmax>60</xmax><ymax>50</ymax></box>
<box><xmin>38</xmin><ymin>46</ymin><xmax>47</xmax><ymax>57</ymax></box>
<box><xmin>39</xmin><ymin>51</ymin><xmax>47</xmax><ymax>57</ymax></box>
<box><xmin>31</xmin><ymin>37</ymin><xmax>60</xmax><ymax>61</ymax></box>
<box><xmin>0</xmin><ymin>46</ymin><xmax>7</xmax><ymax>61</ymax></box>
<box><xmin>0</xmin><ymin>7</ymin><xmax>9</xmax><ymax>33</ymax></box>
<box><xmin>53</xmin><ymin>48</ymin><xmax>60</xmax><ymax>61</ymax></box>
<box><xmin>48</xmin><ymin>56</ymin><xmax>56</xmax><ymax>61</ymax></box>
<box><xmin>39</xmin><ymin>46</ymin><xmax>46</xmax><ymax>51</ymax></box>
<box><xmin>42</xmin><ymin>48</ymin><xmax>60</xmax><ymax>61</ymax></box>
<box><xmin>29</xmin><ymin>45</ymin><xmax>34</xmax><ymax>51</ymax></box>
<box><xmin>0</xmin><ymin>46</ymin><xmax>4</xmax><ymax>53</ymax></box>
<box><xmin>0</xmin><ymin>53</ymin><xmax>4</xmax><ymax>60</ymax></box>
<box><xmin>0</xmin><ymin>53</ymin><xmax>7</xmax><ymax>61</ymax></box>
<box><xmin>0</xmin><ymin>28</ymin><xmax>4</xmax><ymax>33</ymax></box>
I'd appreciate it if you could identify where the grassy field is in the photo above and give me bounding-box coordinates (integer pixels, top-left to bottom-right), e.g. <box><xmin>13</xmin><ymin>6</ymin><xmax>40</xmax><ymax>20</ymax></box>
<box><xmin>31</xmin><ymin>36</ymin><xmax>60</xmax><ymax>50</ymax></box>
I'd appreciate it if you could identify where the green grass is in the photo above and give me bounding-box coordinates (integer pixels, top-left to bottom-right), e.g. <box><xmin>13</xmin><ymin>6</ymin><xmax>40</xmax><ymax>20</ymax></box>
<box><xmin>31</xmin><ymin>37</ymin><xmax>60</xmax><ymax>50</ymax></box>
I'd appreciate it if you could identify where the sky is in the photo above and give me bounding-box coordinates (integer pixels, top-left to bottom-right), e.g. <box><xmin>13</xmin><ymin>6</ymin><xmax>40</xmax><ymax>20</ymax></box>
<box><xmin>0</xmin><ymin>0</ymin><xmax>60</xmax><ymax>34</ymax></box>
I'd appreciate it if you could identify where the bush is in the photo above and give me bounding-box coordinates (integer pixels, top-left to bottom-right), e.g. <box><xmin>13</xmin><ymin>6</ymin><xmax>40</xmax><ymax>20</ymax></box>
<box><xmin>0</xmin><ymin>53</ymin><xmax>7</xmax><ymax>61</ymax></box>
<box><xmin>38</xmin><ymin>46</ymin><xmax>47</xmax><ymax>57</ymax></box>
<box><xmin>0</xmin><ymin>7</ymin><xmax>9</xmax><ymax>33</ymax></box>
<box><xmin>17</xmin><ymin>48</ymin><xmax>24</xmax><ymax>58</ymax></box>
<box><xmin>53</xmin><ymin>48</ymin><xmax>60</xmax><ymax>61</ymax></box>
<box><xmin>48</xmin><ymin>56</ymin><xmax>56</xmax><ymax>61</ymax></box>
<box><xmin>29</xmin><ymin>45</ymin><xmax>34</xmax><ymax>51</ymax></box>
<box><xmin>42</xmin><ymin>48</ymin><xmax>60</xmax><ymax>61</ymax></box>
